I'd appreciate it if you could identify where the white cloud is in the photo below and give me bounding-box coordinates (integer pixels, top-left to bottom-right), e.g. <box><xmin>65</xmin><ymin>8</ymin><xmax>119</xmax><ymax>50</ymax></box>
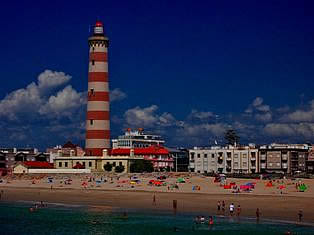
<box><xmin>37</xmin><ymin>70</ymin><xmax>71</xmax><ymax>93</ymax></box>
<box><xmin>255</xmin><ymin>113</ymin><xmax>272</xmax><ymax>122</ymax></box>
<box><xmin>39</xmin><ymin>85</ymin><xmax>85</xmax><ymax>118</ymax></box>
<box><xmin>264</xmin><ymin>123</ymin><xmax>314</xmax><ymax>138</ymax></box>
<box><xmin>280</xmin><ymin>101</ymin><xmax>314</xmax><ymax>123</ymax></box>
<box><xmin>110</xmin><ymin>88</ymin><xmax>127</xmax><ymax>102</ymax></box>
<box><xmin>245</xmin><ymin>97</ymin><xmax>272</xmax><ymax>122</ymax></box>
<box><xmin>158</xmin><ymin>113</ymin><xmax>176</xmax><ymax>127</ymax></box>
<box><xmin>252</xmin><ymin>97</ymin><xmax>263</xmax><ymax>107</ymax></box>
<box><xmin>188</xmin><ymin>109</ymin><xmax>215</xmax><ymax>120</ymax></box>
<box><xmin>124</xmin><ymin>105</ymin><xmax>159</xmax><ymax>127</ymax></box>
<box><xmin>179</xmin><ymin>123</ymin><xmax>227</xmax><ymax>137</ymax></box>
<box><xmin>256</xmin><ymin>104</ymin><xmax>270</xmax><ymax>112</ymax></box>
<box><xmin>0</xmin><ymin>70</ymin><xmax>72</xmax><ymax>121</ymax></box>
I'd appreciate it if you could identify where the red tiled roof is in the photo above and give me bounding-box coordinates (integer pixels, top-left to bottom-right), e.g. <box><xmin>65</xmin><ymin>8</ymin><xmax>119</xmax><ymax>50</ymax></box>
<box><xmin>110</xmin><ymin>146</ymin><xmax>169</xmax><ymax>156</ymax></box>
<box><xmin>23</xmin><ymin>161</ymin><xmax>54</xmax><ymax>169</ymax></box>
<box><xmin>62</xmin><ymin>141</ymin><xmax>77</xmax><ymax>148</ymax></box>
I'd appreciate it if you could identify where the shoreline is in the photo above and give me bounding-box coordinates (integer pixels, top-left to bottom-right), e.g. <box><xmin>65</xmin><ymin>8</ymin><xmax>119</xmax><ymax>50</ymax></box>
<box><xmin>1</xmin><ymin>186</ymin><xmax>314</xmax><ymax>224</ymax></box>
<box><xmin>2</xmin><ymin>197</ymin><xmax>314</xmax><ymax>228</ymax></box>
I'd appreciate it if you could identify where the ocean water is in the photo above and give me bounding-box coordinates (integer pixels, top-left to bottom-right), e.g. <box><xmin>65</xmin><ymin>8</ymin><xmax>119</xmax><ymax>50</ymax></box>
<box><xmin>0</xmin><ymin>202</ymin><xmax>314</xmax><ymax>235</ymax></box>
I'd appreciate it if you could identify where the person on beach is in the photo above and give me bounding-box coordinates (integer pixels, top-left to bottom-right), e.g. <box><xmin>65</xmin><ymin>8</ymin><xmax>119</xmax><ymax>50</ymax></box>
<box><xmin>298</xmin><ymin>209</ymin><xmax>303</xmax><ymax>222</ymax></box>
<box><xmin>208</xmin><ymin>216</ymin><xmax>214</xmax><ymax>226</ymax></box>
<box><xmin>256</xmin><ymin>208</ymin><xmax>260</xmax><ymax>222</ymax></box>
<box><xmin>222</xmin><ymin>200</ymin><xmax>225</xmax><ymax>214</ymax></box>
<box><xmin>153</xmin><ymin>194</ymin><xmax>156</xmax><ymax>205</ymax></box>
<box><xmin>217</xmin><ymin>201</ymin><xmax>221</xmax><ymax>213</ymax></box>
<box><xmin>237</xmin><ymin>205</ymin><xmax>241</xmax><ymax>217</ymax></box>
<box><xmin>229</xmin><ymin>203</ymin><xmax>234</xmax><ymax>216</ymax></box>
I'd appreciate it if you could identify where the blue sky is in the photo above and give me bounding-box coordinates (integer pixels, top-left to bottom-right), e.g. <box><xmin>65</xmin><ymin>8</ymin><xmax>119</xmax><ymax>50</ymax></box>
<box><xmin>0</xmin><ymin>1</ymin><xmax>314</xmax><ymax>150</ymax></box>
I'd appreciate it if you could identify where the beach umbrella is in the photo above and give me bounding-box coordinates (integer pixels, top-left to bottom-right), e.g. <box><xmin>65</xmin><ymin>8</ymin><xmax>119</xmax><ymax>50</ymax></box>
<box><xmin>177</xmin><ymin>178</ymin><xmax>185</xmax><ymax>183</ymax></box>
<box><xmin>279</xmin><ymin>185</ymin><xmax>286</xmax><ymax>190</ymax></box>
<box><xmin>299</xmin><ymin>184</ymin><xmax>307</xmax><ymax>192</ymax></box>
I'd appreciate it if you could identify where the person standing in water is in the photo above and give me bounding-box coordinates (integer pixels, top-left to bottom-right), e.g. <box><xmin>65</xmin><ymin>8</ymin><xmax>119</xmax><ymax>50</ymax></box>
<box><xmin>222</xmin><ymin>200</ymin><xmax>225</xmax><ymax>214</ymax></box>
<box><xmin>217</xmin><ymin>201</ymin><xmax>221</xmax><ymax>213</ymax></box>
<box><xmin>237</xmin><ymin>205</ymin><xmax>241</xmax><ymax>217</ymax></box>
<box><xmin>298</xmin><ymin>209</ymin><xmax>303</xmax><ymax>222</ymax></box>
<box><xmin>229</xmin><ymin>203</ymin><xmax>235</xmax><ymax>216</ymax></box>
<box><xmin>256</xmin><ymin>208</ymin><xmax>260</xmax><ymax>222</ymax></box>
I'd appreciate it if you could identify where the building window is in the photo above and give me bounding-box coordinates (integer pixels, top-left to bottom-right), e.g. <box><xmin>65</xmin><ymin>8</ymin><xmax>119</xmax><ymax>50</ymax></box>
<box><xmin>119</xmin><ymin>161</ymin><xmax>122</xmax><ymax>166</ymax></box>
<box><xmin>113</xmin><ymin>162</ymin><xmax>116</xmax><ymax>167</ymax></box>
<box><xmin>212</xmin><ymin>154</ymin><xmax>215</xmax><ymax>158</ymax></box>
<box><xmin>59</xmin><ymin>162</ymin><xmax>62</xmax><ymax>167</ymax></box>
<box><xmin>83</xmin><ymin>162</ymin><xmax>86</xmax><ymax>167</ymax></box>
<box><xmin>90</xmin><ymin>119</ymin><xmax>94</xmax><ymax>125</ymax></box>
<box><xmin>204</xmin><ymin>154</ymin><xmax>207</xmax><ymax>158</ymax></box>
<box><xmin>190</xmin><ymin>152</ymin><xmax>195</xmax><ymax>160</ymax></box>
<box><xmin>65</xmin><ymin>162</ymin><xmax>68</xmax><ymax>167</ymax></box>
<box><xmin>92</xmin><ymin>60</ymin><xmax>95</xmax><ymax>65</ymax></box>
<box><xmin>89</xmin><ymin>161</ymin><xmax>92</xmax><ymax>167</ymax></box>
<box><xmin>197</xmin><ymin>154</ymin><xmax>200</xmax><ymax>158</ymax></box>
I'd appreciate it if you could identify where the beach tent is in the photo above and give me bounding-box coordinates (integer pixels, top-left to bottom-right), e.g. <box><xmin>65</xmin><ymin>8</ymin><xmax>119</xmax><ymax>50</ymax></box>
<box><xmin>224</xmin><ymin>185</ymin><xmax>231</xmax><ymax>189</ymax></box>
<box><xmin>245</xmin><ymin>183</ymin><xmax>255</xmax><ymax>189</ymax></box>
<box><xmin>240</xmin><ymin>185</ymin><xmax>250</xmax><ymax>190</ymax></box>
<box><xmin>299</xmin><ymin>184</ymin><xmax>308</xmax><ymax>192</ymax></box>
<box><xmin>154</xmin><ymin>181</ymin><xmax>163</xmax><ymax>186</ymax></box>
<box><xmin>266</xmin><ymin>182</ymin><xmax>273</xmax><ymax>187</ymax></box>
<box><xmin>177</xmin><ymin>178</ymin><xmax>185</xmax><ymax>183</ymax></box>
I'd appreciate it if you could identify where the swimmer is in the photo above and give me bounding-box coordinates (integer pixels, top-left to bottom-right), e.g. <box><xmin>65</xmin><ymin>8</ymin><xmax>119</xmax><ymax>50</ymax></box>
<box><xmin>208</xmin><ymin>216</ymin><xmax>214</xmax><ymax>226</ymax></box>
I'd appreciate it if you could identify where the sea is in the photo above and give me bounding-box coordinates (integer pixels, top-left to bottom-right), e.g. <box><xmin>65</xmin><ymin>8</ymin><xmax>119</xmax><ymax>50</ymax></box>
<box><xmin>0</xmin><ymin>201</ymin><xmax>314</xmax><ymax>235</ymax></box>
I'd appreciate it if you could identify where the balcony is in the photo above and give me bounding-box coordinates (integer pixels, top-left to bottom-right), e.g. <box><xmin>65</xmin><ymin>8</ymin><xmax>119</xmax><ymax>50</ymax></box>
<box><xmin>251</xmin><ymin>157</ymin><xmax>256</xmax><ymax>161</ymax></box>
<box><xmin>282</xmin><ymin>163</ymin><xmax>288</xmax><ymax>169</ymax></box>
<box><xmin>282</xmin><ymin>155</ymin><xmax>288</xmax><ymax>161</ymax></box>
<box><xmin>260</xmin><ymin>155</ymin><xmax>266</xmax><ymax>161</ymax></box>
<box><xmin>251</xmin><ymin>165</ymin><xmax>256</xmax><ymax>169</ymax></box>
<box><xmin>189</xmin><ymin>163</ymin><xmax>195</xmax><ymax>168</ymax></box>
<box><xmin>261</xmin><ymin>163</ymin><xmax>266</xmax><ymax>168</ymax></box>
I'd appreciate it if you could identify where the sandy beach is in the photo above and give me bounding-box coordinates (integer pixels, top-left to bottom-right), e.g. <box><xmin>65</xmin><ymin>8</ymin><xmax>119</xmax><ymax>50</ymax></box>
<box><xmin>1</xmin><ymin>174</ymin><xmax>314</xmax><ymax>224</ymax></box>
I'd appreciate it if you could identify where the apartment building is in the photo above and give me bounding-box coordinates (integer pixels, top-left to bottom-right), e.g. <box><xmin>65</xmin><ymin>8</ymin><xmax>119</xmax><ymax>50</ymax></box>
<box><xmin>189</xmin><ymin>146</ymin><xmax>258</xmax><ymax>174</ymax></box>
<box><xmin>259</xmin><ymin>144</ymin><xmax>310</xmax><ymax>174</ymax></box>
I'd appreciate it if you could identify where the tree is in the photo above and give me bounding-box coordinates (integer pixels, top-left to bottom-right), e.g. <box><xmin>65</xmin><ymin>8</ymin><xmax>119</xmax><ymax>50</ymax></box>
<box><xmin>115</xmin><ymin>165</ymin><xmax>125</xmax><ymax>173</ymax></box>
<box><xmin>130</xmin><ymin>160</ymin><xmax>154</xmax><ymax>173</ymax></box>
<box><xmin>224</xmin><ymin>129</ymin><xmax>240</xmax><ymax>146</ymax></box>
<box><xmin>104</xmin><ymin>163</ymin><xmax>113</xmax><ymax>172</ymax></box>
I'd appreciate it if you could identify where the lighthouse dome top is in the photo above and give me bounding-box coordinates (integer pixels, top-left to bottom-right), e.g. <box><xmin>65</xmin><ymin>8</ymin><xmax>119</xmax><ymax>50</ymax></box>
<box><xmin>94</xmin><ymin>21</ymin><xmax>104</xmax><ymax>35</ymax></box>
<box><xmin>95</xmin><ymin>21</ymin><xmax>103</xmax><ymax>27</ymax></box>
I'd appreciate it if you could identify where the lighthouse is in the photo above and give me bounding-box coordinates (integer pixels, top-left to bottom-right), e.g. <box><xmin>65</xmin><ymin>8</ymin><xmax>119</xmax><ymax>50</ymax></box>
<box><xmin>85</xmin><ymin>21</ymin><xmax>110</xmax><ymax>156</ymax></box>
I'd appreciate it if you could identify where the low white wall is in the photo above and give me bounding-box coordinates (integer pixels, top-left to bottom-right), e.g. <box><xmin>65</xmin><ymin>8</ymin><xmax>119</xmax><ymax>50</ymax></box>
<box><xmin>28</xmin><ymin>169</ymin><xmax>91</xmax><ymax>174</ymax></box>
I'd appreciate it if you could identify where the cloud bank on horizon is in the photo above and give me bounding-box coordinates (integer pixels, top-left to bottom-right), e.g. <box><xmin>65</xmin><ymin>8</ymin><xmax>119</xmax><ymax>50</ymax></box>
<box><xmin>0</xmin><ymin>70</ymin><xmax>313</xmax><ymax>150</ymax></box>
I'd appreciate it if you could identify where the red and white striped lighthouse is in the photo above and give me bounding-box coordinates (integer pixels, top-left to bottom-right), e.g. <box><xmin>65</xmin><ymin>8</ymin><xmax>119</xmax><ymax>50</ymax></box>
<box><xmin>85</xmin><ymin>21</ymin><xmax>110</xmax><ymax>156</ymax></box>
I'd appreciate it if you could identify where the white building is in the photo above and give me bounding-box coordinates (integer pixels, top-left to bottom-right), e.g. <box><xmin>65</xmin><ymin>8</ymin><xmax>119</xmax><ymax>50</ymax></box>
<box><xmin>189</xmin><ymin>146</ymin><xmax>258</xmax><ymax>174</ymax></box>
<box><xmin>112</xmin><ymin>128</ymin><xmax>165</xmax><ymax>149</ymax></box>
